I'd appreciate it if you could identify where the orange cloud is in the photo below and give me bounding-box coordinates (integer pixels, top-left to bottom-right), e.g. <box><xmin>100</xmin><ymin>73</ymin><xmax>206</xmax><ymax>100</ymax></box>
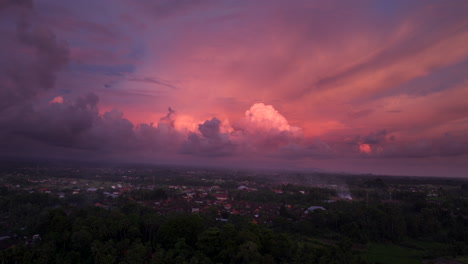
<box><xmin>359</xmin><ymin>144</ymin><xmax>371</xmax><ymax>154</ymax></box>
<box><xmin>49</xmin><ymin>96</ymin><xmax>63</xmax><ymax>104</ymax></box>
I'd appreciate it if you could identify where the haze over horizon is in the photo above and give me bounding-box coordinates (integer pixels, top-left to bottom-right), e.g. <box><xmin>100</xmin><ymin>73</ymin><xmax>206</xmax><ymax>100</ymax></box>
<box><xmin>1</xmin><ymin>0</ymin><xmax>468</xmax><ymax>177</ymax></box>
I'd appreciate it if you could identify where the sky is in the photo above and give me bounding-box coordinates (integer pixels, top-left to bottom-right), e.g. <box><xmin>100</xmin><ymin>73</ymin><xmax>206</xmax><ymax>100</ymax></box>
<box><xmin>1</xmin><ymin>0</ymin><xmax>468</xmax><ymax>177</ymax></box>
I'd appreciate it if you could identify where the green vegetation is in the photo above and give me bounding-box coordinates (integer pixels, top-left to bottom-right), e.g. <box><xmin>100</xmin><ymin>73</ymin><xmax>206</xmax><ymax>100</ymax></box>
<box><xmin>0</xmin><ymin>165</ymin><xmax>467</xmax><ymax>263</ymax></box>
<box><xmin>365</xmin><ymin>243</ymin><xmax>423</xmax><ymax>264</ymax></box>
<box><xmin>456</xmin><ymin>255</ymin><xmax>468</xmax><ymax>264</ymax></box>
<box><xmin>0</xmin><ymin>197</ymin><xmax>366</xmax><ymax>263</ymax></box>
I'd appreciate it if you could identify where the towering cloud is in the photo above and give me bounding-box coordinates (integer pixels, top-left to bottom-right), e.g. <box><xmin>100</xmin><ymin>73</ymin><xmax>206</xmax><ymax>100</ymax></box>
<box><xmin>241</xmin><ymin>103</ymin><xmax>301</xmax><ymax>134</ymax></box>
<box><xmin>182</xmin><ymin>118</ymin><xmax>235</xmax><ymax>156</ymax></box>
<box><xmin>234</xmin><ymin>103</ymin><xmax>302</xmax><ymax>151</ymax></box>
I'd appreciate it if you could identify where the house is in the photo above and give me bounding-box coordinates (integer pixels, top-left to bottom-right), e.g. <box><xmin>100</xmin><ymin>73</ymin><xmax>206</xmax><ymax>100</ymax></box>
<box><xmin>304</xmin><ymin>206</ymin><xmax>326</xmax><ymax>214</ymax></box>
<box><xmin>212</xmin><ymin>194</ymin><xmax>229</xmax><ymax>201</ymax></box>
<box><xmin>103</xmin><ymin>192</ymin><xmax>119</xmax><ymax>198</ymax></box>
<box><xmin>238</xmin><ymin>185</ymin><xmax>257</xmax><ymax>191</ymax></box>
<box><xmin>38</xmin><ymin>188</ymin><xmax>51</xmax><ymax>194</ymax></box>
<box><xmin>0</xmin><ymin>236</ymin><xmax>12</xmax><ymax>250</ymax></box>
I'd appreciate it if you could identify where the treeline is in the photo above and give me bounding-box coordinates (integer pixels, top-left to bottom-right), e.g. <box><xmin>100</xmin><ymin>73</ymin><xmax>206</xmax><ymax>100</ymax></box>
<box><xmin>233</xmin><ymin>186</ymin><xmax>336</xmax><ymax>205</ymax></box>
<box><xmin>0</xmin><ymin>188</ymin><xmax>467</xmax><ymax>263</ymax></box>
<box><xmin>274</xmin><ymin>198</ymin><xmax>468</xmax><ymax>258</ymax></box>
<box><xmin>0</xmin><ymin>193</ymin><xmax>366</xmax><ymax>264</ymax></box>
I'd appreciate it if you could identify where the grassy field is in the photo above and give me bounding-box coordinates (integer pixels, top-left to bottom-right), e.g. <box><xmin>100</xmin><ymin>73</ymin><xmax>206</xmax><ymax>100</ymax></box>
<box><xmin>365</xmin><ymin>243</ymin><xmax>424</xmax><ymax>264</ymax></box>
<box><xmin>456</xmin><ymin>256</ymin><xmax>468</xmax><ymax>264</ymax></box>
<box><xmin>365</xmin><ymin>241</ymin><xmax>468</xmax><ymax>264</ymax></box>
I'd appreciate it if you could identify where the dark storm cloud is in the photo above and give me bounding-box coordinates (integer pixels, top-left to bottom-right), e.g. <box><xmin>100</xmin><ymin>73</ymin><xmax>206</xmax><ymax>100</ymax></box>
<box><xmin>86</xmin><ymin>109</ymin><xmax>136</xmax><ymax>150</ymax></box>
<box><xmin>0</xmin><ymin>0</ymin><xmax>68</xmax><ymax>111</ymax></box>
<box><xmin>136</xmin><ymin>107</ymin><xmax>183</xmax><ymax>152</ymax></box>
<box><xmin>198</xmin><ymin>118</ymin><xmax>221</xmax><ymax>139</ymax></box>
<box><xmin>159</xmin><ymin>107</ymin><xmax>175</xmax><ymax>128</ymax></box>
<box><xmin>278</xmin><ymin>139</ymin><xmax>334</xmax><ymax>159</ymax></box>
<box><xmin>349</xmin><ymin>130</ymin><xmax>468</xmax><ymax>158</ymax></box>
<box><xmin>182</xmin><ymin>118</ymin><xmax>235</xmax><ymax>156</ymax></box>
<box><xmin>362</xmin><ymin>130</ymin><xmax>388</xmax><ymax>145</ymax></box>
<box><xmin>401</xmin><ymin>134</ymin><xmax>468</xmax><ymax>158</ymax></box>
<box><xmin>0</xmin><ymin>92</ymin><xmax>185</xmax><ymax>157</ymax></box>
<box><xmin>0</xmin><ymin>0</ymin><xmax>33</xmax><ymax>9</ymax></box>
<box><xmin>0</xmin><ymin>95</ymin><xmax>96</xmax><ymax>160</ymax></box>
<box><xmin>4</xmin><ymin>93</ymin><xmax>97</xmax><ymax>148</ymax></box>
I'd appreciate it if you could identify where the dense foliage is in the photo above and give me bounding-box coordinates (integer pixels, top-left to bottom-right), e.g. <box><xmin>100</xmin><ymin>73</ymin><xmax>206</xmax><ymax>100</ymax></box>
<box><xmin>0</xmin><ymin>185</ymin><xmax>467</xmax><ymax>264</ymax></box>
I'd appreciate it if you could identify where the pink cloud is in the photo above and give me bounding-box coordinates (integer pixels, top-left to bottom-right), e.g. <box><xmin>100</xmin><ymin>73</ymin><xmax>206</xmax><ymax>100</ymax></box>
<box><xmin>49</xmin><ymin>96</ymin><xmax>64</xmax><ymax>104</ymax></box>
<box><xmin>359</xmin><ymin>144</ymin><xmax>371</xmax><ymax>154</ymax></box>
<box><xmin>238</xmin><ymin>103</ymin><xmax>301</xmax><ymax>135</ymax></box>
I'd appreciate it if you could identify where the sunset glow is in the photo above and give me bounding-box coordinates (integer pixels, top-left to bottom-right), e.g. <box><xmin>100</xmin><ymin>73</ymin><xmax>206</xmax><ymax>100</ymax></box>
<box><xmin>1</xmin><ymin>0</ymin><xmax>467</xmax><ymax>177</ymax></box>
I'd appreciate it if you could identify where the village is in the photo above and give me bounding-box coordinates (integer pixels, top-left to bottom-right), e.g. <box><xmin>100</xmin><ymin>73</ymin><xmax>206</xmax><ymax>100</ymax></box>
<box><xmin>0</xmin><ymin>165</ymin><xmax>453</xmax><ymax>226</ymax></box>
<box><xmin>0</xmin><ymin>165</ymin><xmax>467</xmax><ymax>264</ymax></box>
<box><xmin>1</xmin><ymin>174</ymin><xmax>328</xmax><ymax>224</ymax></box>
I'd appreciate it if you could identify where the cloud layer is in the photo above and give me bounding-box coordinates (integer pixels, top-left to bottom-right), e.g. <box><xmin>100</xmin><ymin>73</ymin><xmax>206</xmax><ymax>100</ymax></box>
<box><xmin>0</xmin><ymin>0</ymin><xmax>467</xmax><ymax>176</ymax></box>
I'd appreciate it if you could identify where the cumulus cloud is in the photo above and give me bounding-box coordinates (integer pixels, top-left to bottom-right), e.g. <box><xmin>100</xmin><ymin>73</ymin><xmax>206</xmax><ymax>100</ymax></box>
<box><xmin>49</xmin><ymin>96</ymin><xmax>64</xmax><ymax>104</ymax></box>
<box><xmin>179</xmin><ymin>103</ymin><xmax>305</xmax><ymax>156</ymax></box>
<box><xmin>348</xmin><ymin>130</ymin><xmax>468</xmax><ymax>158</ymax></box>
<box><xmin>359</xmin><ymin>144</ymin><xmax>371</xmax><ymax>154</ymax></box>
<box><xmin>233</xmin><ymin>103</ymin><xmax>303</xmax><ymax>151</ymax></box>
<box><xmin>0</xmin><ymin>89</ymin><xmax>465</xmax><ymax>174</ymax></box>
<box><xmin>135</xmin><ymin>107</ymin><xmax>184</xmax><ymax>152</ymax></box>
<box><xmin>6</xmin><ymin>93</ymin><xmax>99</xmax><ymax>148</ymax></box>
<box><xmin>0</xmin><ymin>92</ymin><xmax>184</xmax><ymax>160</ymax></box>
<box><xmin>198</xmin><ymin>118</ymin><xmax>222</xmax><ymax>139</ymax></box>
<box><xmin>241</xmin><ymin>103</ymin><xmax>301</xmax><ymax>133</ymax></box>
<box><xmin>179</xmin><ymin>103</ymin><xmax>316</xmax><ymax>157</ymax></box>
<box><xmin>86</xmin><ymin>108</ymin><xmax>136</xmax><ymax>150</ymax></box>
<box><xmin>335</xmin><ymin>130</ymin><xmax>392</xmax><ymax>155</ymax></box>
<box><xmin>182</xmin><ymin>118</ymin><xmax>235</xmax><ymax>156</ymax></box>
